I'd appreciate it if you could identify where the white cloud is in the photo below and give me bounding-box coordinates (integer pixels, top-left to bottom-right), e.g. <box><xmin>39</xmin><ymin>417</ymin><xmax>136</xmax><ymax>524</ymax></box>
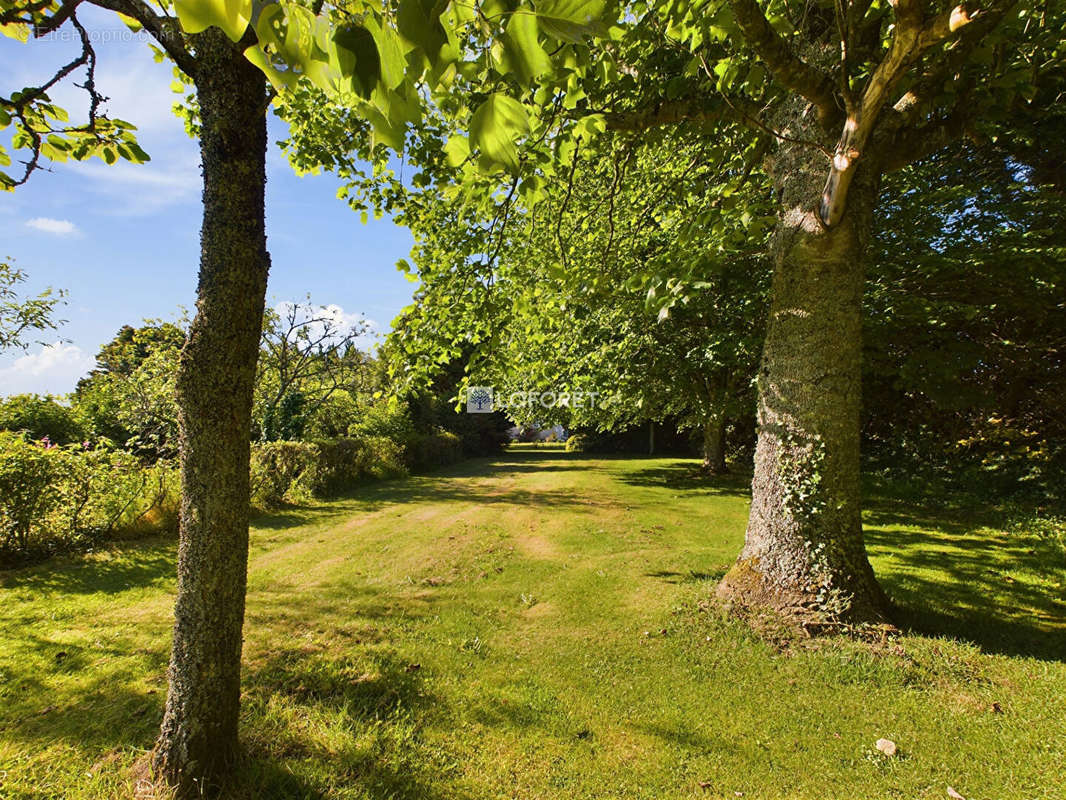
<box><xmin>0</xmin><ymin>342</ymin><xmax>95</xmax><ymax>397</ymax></box>
<box><xmin>25</xmin><ymin>217</ymin><xmax>80</xmax><ymax>236</ymax></box>
<box><xmin>67</xmin><ymin>153</ymin><xmax>201</xmax><ymax>217</ymax></box>
<box><xmin>272</xmin><ymin>301</ymin><xmax>379</xmax><ymax>350</ymax></box>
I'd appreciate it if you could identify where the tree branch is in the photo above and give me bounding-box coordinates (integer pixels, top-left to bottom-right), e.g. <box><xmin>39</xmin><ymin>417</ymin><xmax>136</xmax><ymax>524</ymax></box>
<box><xmin>881</xmin><ymin>106</ymin><xmax>974</xmax><ymax>171</ymax></box>
<box><xmin>86</xmin><ymin>0</ymin><xmax>198</xmax><ymax>77</ymax></box>
<box><xmin>728</xmin><ymin>0</ymin><xmax>841</xmax><ymax>127</ymax></box>
<box><xmin>818</xmin><ymin>0</ymin><xmax>1016</xmax><ymax>225</ymax></box>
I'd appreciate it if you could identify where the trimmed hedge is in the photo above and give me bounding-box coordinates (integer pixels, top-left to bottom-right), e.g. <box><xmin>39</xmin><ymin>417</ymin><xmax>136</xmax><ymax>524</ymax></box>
<box><xmin>0</xmin><ymin>432</ymin><xmax>178</xmax><ymax>565</ymax></box>
<box><xmin>2</xmin><ymin>424</ymin><xmax>471</xmax><ymax>566</ymax></box>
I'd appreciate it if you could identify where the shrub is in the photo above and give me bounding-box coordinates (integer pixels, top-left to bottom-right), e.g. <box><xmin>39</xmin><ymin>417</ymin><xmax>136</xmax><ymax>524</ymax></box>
<box><xmin>0</xmin><ymin>432</ymin><xmax>62</xmax><ymax>554</ymax></box>
<box><xmin>251</xmin><ymin>440</ymin><xmax>320</xmax><ymax>509</ymax></box>
<box><xmin>0</xmin><ymin>432</ymin><xmax>178</xmax><ymax>565</ymax></box>
<box><xmin>407</xmin><ymin>430</ymin><xmax>463</xmax><ymax>470</ymax></box>
<box><xmin>0</xmin><ymin>394</ymin><xmax>89</xmax><ymax>445</ymax></box>
<box><xmin>565</xmin><ymin>434</ymin><xmax>586</xmax><ymax>453</ymax></box>
<box><xmin>348</xmin><ymin>404</ymin><xmax>417</xmax><ymax>441</ymax></box>
<box><xmin>304</xmin><ymin>390</ymin><xmax>360</xmax><ymax>439</ymax></box>
<box><xmin>313</xmin><ymin>435</ymin><xmax>407</xmax><ymax>496</ymax></box>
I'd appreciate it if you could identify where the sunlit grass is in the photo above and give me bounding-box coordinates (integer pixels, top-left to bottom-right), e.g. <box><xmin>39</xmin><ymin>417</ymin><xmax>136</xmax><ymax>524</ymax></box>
<box><xmin>1</xmin><ymin>450</ymin><xmax>1063</xmax><ymax>799</ymax></box>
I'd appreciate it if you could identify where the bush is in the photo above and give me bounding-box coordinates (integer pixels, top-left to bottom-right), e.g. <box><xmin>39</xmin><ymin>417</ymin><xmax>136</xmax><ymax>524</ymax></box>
<box><xmin>0</xmin><ymin>394</ymin><xmax>89</xmax><ymax>445</ymax></box>
<box><xmin>313</xmin><ymin>435</ymin><xmax>407</xmax><ymax>496</ymax></box>
<box><xmin>304</xmin><ymin>390</ymin><xmax>360</xmax><ymax>439</ymax></box>
<box><xmin>407</xmin><ymin>430</ymin><xmax>463</xmax><ymax>470</ymax></box>
<box><xmin>348</xmin><ymin>404</ymin><xmax>417</xmax><ymax>441</ymax></box>
<box><xmin>0</xmin><ymin>432</ymin><xmax>178</xmax><ymax>565</ymax></box>
<box><xmin>251</xmin><ymin>440</ymin><xmax>320</xmax><ymax>509</ymax></box>
<box><xmin>565</xmin><ymin>434</ymin><xmax>586</xmax><ymax>453</ymax></box>
<box><xmin>0</xmin><ymin>432</ymin><xmax>61</xmax><ymax>554</ymax></box>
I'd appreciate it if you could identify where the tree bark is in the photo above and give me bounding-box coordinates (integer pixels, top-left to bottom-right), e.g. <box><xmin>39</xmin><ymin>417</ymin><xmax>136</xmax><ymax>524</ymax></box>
<box><xmin>701</xmin><ymin>412</ymin><xmax>727</xmax><ymax>474</ymax></box>
<box><xmin>152</xmin><ymin>30</ymin><xmax>270</xmax><ymax>795</ymax></box>
<box><xmin>717</xmin><ymin>99</ymin><xmax>890</xmax><ymax>625</ymax></box>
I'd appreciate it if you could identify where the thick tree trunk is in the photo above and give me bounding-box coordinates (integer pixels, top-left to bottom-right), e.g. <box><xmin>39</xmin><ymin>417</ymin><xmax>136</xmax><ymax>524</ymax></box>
<box><xmin>717</xmin><ymin>101</ymin><xmax>890</xmax><ymax>625</ymax></box>
<box><xmin>152</xmin><ymin>31</ymin><xmax>270</xmax><ymax>794</ymax></box>
<box><xmin>701</xmin><ymin>413</ymin><xmax>727</xmax><ymax>473</ymax></box>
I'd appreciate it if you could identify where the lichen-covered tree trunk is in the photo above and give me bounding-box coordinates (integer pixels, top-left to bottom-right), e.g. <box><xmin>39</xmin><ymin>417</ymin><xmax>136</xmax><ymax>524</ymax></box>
<box><xmin>717</xmin><ymin>101</ymin><xmax>889</xmax><ymax>624</ymax></box>
<box><xmin>701</xmin><ymin>412</ymin><xmax>727</xmax><ymax>473</ymax></box>
<box><xmin>152</xmin><ymin>31</ymin><xmax>270</xmax><ymax>794</ymax></box>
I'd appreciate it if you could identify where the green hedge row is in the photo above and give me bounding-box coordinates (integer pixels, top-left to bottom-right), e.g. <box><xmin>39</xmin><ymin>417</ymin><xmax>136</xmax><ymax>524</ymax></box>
<box><xmin>0</xmin><ymin>432</ymin><xmax>179</xmax><ymax>565</ymax></box>
<box><xmin>1</xmin><ymin>429</ymin><xmax>467</xmax><ymax>566</ymax></box>
<box><xmin>250</xmin><ymin>430</ymin><xmax>464</xmax><ymax>508</ymax></box>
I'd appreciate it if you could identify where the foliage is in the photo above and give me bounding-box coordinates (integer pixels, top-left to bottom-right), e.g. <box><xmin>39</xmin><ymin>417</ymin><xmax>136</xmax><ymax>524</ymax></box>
<box><xmin>405</xmin><ymin>429</ymin><xmax>463</xmax><ymax>468</ymax></box>
<box><xmin>0</xmin><ymin>394</ymin><xmax>88</xmax><ymax>445</ymax></box>
<box><xmin>865</xmin><ymin>144</ymin><xmax>1066</xmax><ymax>500</ymax></box>
<box><xmin>261</xmin><ymin>389</ymin><xmax>308</xmax><ymax>442</ymax></box>
<box><xmin>313</xmin><ymin>435</ymin><xmax>408</xmax><ymax>496</ymax></box>
<box><xmin>73</xmin><ymin>321</ymin><xmax>185</xmax><ymax>457</ymax></box>
<box><xmin>0</xmin><ymin>259</ymin><xmax>65</xmax><ymax>351</ymax></box>
<box><xmin>303</xmin><ymin>388</ymin><xmax>361</xmax><ymax>439</ymax></box>
<box><xmin>0</xmin><ymin>431</ymin><xmax>58</xmax><ymax>555</ymax></box>
<box><xmin>347</xmin><ymin>402</ymin><xmax>418</xmax><ymax>441</ymax></box>
<box><xmin>250</xmin><ymin>440</ymin><xmax>320</xmax><ymax>508</ymax></box>
<box><xmin>0</xmin><ymin>432</ymin><xmax>178</xmax><ymax>565</ymax></box>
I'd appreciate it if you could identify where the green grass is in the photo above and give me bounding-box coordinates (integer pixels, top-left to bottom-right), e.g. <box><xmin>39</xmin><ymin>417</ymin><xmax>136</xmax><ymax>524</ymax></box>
<box><xmin>1</xmin><ymin>449</ymin><xmax>1064</xmax><ymax>799</ymax></box>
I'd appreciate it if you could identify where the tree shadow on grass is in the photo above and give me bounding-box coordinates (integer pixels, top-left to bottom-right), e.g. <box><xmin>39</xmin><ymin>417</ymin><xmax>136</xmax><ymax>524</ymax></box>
<box><xmin>239</xmin><ymin>647</ymin><xmax>467</xmax><ymax>800</ymax></box>
<box><xmin>0</xmin><ymin>650</ymin><xmax>167</xmax><ymax>759</ymax></box>
<box><xmin>616</xmin><ymin>461</ymin><xmax>752</xmax><ymax>498</ymax></box>
<box><xmin>865</xmin><ymin>515</ymin><xmax>1066</xmax><ymax>662</ymax></box>
<box><xmin>644</xmin><ymin>567</ymin><xmax>729</xmax><ymax>585</ymax></box>
<box><xmin>0</xmin><ymin>535</ymin><xmax>176</xmax><ymax>596</ymax></box>
<box><xmin>321</xmin><ymin>478</ymin><xmax>616</xmax><ymax>516</ymax></box>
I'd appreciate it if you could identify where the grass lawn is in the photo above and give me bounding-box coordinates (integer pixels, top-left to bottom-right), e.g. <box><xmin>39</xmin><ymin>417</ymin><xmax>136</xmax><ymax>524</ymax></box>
<box><xmin>1</xmin><ymin>447</ymin><xmax>1064</xmax><ymax>799</ymax></box>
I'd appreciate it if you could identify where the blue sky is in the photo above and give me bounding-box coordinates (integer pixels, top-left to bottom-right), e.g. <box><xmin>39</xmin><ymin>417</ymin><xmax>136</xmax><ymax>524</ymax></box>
<box><xmin>0</xmin><ymin>7</ymin><xmax>417</xmax><ymax>396</ymax></box>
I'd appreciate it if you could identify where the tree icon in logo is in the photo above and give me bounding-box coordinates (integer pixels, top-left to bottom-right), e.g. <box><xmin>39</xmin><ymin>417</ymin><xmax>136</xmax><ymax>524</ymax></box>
<box><xmin>467</xmin><ymin>386</ymin><xmax>493</xmax><ymax>413</ymax></box>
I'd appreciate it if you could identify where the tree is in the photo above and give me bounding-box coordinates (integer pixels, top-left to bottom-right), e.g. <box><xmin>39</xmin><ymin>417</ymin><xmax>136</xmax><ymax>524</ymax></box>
<box><xmin>702</xmin><ymin>0</ymin><xmax>1065</xmax><ymax>624</ymax></box>
<box><xmin>300</xmin><ymin>0</ymin><xmax>1063</xmax><ymax>624</ymax></box>
<box><xmin>0</xmin><ymin>260</ymin><xmax>65</xmax><ymax>351</ymax></box>
<box><xmin>3</xmin><ymin>2</ymin><xmax>272</xmax><ymax>790</ymax></box>
<box><xmin>0</xmin><ymin>394</ymin><xmax>88</xmax><ymax>444</ymax></box>
<box><xmin>5</xmin><ymin>0</ymin><xmax>616</xmax><ymax>791</ymax></box>
<box><xmin>392</xmin><ymin>129</ymin><xmax>771</xmax><ymax>471</ymax></box>
<box><xmin>255</xmin><ymin>299</ymin><xmax>372</xmax><ymax>440</ymax></box>
<box><xmin>74</xmin><ymin>322</ymin><xmax>185</xmax><ymax>455</ymax></box>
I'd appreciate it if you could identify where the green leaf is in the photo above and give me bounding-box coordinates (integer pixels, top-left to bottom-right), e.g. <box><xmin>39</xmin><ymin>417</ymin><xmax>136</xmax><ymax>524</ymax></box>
<box><xmin>500</xmin><ymin>10</ymin><xmax>553</xmax><ymax>83</ymax></box>
<box><xmin>469</xmin><ymin>94</ymin><xmax>530</xmax><ymax>173</ymax></box>
<box><xmin>363</xmin><ymin>106</ymin><xmax>406</xmax><ymax>150</ymax></box>
<box><xmin>364</xmin><ymin>15</ymin><xmax>408</xmax><ymax>91</ymax></box>
<box><xmin>332</xmin><ymin>25</ymin><xmax>381</xmax><ymax>98</ymax></box>
<box><xmin>534</xmin><ymin>0</ymin><xmax>607</xmax><ymax>43</ymax></box>
<box><xmin>174</xmin><ymin>0</ymin><xmax>252</xmax><ymax>42</ymax></box>
<box><xmin>396</xmin><ymin>0</ymin><xmax>449</xmax><ymax>64</ymax></box>
<box><xmin>255</xmin><ymin>4</ymin><xmax>318</xmax><ymax>74</ymax></box>
<box><xmin>444</xmin><ymin>135</ymin><xmax>471</xmax><ymax>167</ymax></box>
<box><xmin>244</xmin><ymin>45</ymin><xmax>300</xmax><ymax>91</ymax></box>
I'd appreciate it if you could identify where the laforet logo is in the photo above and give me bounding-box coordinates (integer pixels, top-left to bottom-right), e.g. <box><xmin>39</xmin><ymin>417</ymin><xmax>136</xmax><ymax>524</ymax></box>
<box><xmin>466</xmin><ymin>387</ymin><xmax>494</xmax><ymax>413</ymax></box>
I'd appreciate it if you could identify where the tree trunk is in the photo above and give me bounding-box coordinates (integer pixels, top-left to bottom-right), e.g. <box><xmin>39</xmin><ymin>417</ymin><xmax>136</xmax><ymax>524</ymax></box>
<box><xmin>717</xmin><ymin>100</ymin><xmax>890</xmax><ymax>625</ymax></box>
<box><xmin>152</xmin><ymin>31</ymin><xmax>270</xmax><ymax>795</ymax></box>
<box><xmin>701</xmin><ymin>412</ymin><xmax>727</xmax><ymax>474</ymax></box>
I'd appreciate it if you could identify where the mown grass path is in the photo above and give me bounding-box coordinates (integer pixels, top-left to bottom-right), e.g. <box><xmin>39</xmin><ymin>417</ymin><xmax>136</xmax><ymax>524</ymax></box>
<box><xmin>1</xmin><ymin>447</ymin><xmax>1064</xmax><ymax>799</ymax></box>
